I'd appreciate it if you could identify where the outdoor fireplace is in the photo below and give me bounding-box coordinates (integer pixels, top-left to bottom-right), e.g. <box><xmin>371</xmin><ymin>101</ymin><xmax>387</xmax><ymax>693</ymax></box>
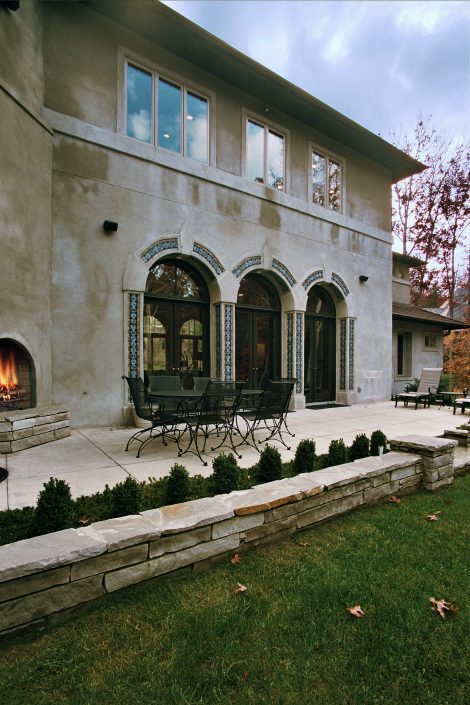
<box><xmin>0</xmin><ymin>339</ymin><xmax>36</xmax><ymax>411</ymax></box>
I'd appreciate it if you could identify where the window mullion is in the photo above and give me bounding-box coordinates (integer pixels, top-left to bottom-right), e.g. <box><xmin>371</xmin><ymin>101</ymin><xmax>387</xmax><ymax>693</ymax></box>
<box><xmin>264</xmin><ymin>126</ymin><xmax>269</xmax><ymax>185</ymax></box>
<box><xmin>181</xmin><ymin>87</ymin><xmax>186</xmax><ymax>156</ymax></box>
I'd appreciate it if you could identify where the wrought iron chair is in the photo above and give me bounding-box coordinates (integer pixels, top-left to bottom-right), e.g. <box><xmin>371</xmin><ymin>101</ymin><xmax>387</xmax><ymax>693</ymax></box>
<box><xmin>236</xmin><ymin>379</ymin><xmax>295</xmax><ymax>452</ymax></box>
<box><xmin>193</xmin><ymin>376</ymin><xmax>211</xmax><ymax>392</ymax></box>
<box><xmin>178</xmin><ymin>380</ymin><xmax>245</xmax><ymax>465</ymax></box>
<box><xmin>262</xmin><ymin>378</ymin><xmax>296</xmax><ymax>437</ymax></box>
<box><xmin>148</xmin><ymin>374</ymin><xmax>182</xmax><ymax>413</ymax></box>
<box><xmin>394</xmin><ymin>368</ymin><xmax>442</xmax><ymax>410</ymax></box>
<box><xmin>123</xmin><ymin>376</ymin><xmax>182</xmax><ymax>457</ymax></box>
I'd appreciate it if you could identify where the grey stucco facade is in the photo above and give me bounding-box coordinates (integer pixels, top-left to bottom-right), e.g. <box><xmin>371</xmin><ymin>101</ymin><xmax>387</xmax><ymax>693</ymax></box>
<box><xmin>0</xmin><ymin>1</ymin><xmax>424</xmax><ymax>426</ymax></box>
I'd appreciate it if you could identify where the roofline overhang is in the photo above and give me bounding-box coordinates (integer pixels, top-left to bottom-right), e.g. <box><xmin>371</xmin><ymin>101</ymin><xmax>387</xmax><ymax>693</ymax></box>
<box><xmin>392</xmin><ymin>252</ymin><xmax>426</xmax><ymax>268</ymax></box>
<box><xmin>393</xmin><ymin>312</ymin><xmax>469</xmax><ymax>330</ymax></box>
<box><xmin>83</xmin><ymin>0</ymin><xmax>426</xmax><ymax>182</ymax></box>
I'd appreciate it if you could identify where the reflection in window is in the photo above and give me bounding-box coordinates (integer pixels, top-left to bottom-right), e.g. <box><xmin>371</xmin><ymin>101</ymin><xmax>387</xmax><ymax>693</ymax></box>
<box><xmin>146</xmin><ymin>261</ymin><xmax>209</xmax><ymax>301</ymax></box>
<box><xmin>158</xmin><ymin>79</ymin><xmax>181</xmax><ymax>153</ymax></box>
<box><xmin>246</xmin><ymin>119</ymin><xmax>284</xmax><ymax>190</ymax></box>
<box><xmin>186</xmin><ymin>92</ymin><xmax>208</xmax><ymax>162</ymax></box>
<box><xmin>143</xmin><ymin>303</ymin><xmax>167</xmax><ymax>371</ymax></box>
<box><xmin>125</xmin><ymin>61</ymin><xmax>208</xmax><ymax>162</ymax></box>
<box><xmin>237</xmin><ymin>274</ymin><xmax>280</xmax><ymax>309</ymax></box>
<box><xmin>306</xmin><ymin>287</ymin><xmax>336</xmax><ymax>317</ymax></box>
<box><xmin>397</xmin><ymin>332</ymin><xmax>412</xmax><ymax>377</ymax></box>
<box><xmin>312</xmin><ymin>149</ymin><xmax>342</xmax><ymax>212</ymax></box>
<box><xmin>126</xmin><ymin>64</ymin><xmax>152</xmax><ymax>143</ymax></box>
<box><xmin>180</xmin><ymin>318</ymin><xmax>203</xmax><ymax>336</ymax></box>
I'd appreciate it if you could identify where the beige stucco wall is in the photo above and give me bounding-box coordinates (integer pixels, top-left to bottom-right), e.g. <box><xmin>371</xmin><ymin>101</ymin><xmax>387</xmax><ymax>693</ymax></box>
<box><xmin>0</xmin><ymin>1</ymin><xmax>53</xmax><ymax>406</ymax></box>
<box><xmin>392</xmin><ymin>322</ymin><xmax>444</xmax><ymax>395</ymax></box>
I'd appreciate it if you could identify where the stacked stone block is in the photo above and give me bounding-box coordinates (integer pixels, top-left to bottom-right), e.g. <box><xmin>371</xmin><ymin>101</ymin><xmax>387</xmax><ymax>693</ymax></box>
<box><xmin>389</xmin><ymin>435</ymin><xmax>457</xmax><ymax>492</ymax></box>
<box><xmin>0</xmin><ymin>449</ymin><xmax>432</xmax><ymax>641</ymax></box>
<box><xmin>0</xmin><ymin>406</ymin><xmax>70</xmax><ymax>453</ymax></box>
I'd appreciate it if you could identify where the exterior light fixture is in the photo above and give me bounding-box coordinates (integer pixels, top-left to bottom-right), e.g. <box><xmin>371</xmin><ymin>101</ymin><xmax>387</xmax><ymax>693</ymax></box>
<box><xmin>1</xmin><ymin>1</ymin><xmax>20</xmax><ymax>10</ymax></box>
<box><xmin>359</xmin><ymin>275</ymin><xmax>368</xmax><ymax>282</ymax></box>
<box><xmin>103</xmin><ymin>220</ymin><xmax>118</xmax><ymax>233</ymax></box>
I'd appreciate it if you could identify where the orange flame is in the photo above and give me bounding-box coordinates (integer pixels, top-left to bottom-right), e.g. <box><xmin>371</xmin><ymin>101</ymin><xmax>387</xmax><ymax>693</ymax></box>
<box><xmin>0</xmin><ymin>350</ymin><xmax>18</xmax><ymax>392</ymax></box>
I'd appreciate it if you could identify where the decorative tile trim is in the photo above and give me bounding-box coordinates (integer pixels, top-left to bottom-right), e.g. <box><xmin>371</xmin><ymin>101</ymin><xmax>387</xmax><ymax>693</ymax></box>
<box><xmin>193</xmin><ymin>242</ymin><xmax>224</xmax><ymax>275</ymax></box>
<box><xmin>272</xmin><ymin>258</ymin><xmax>296</xmax><ymax>287</ymax></box>
<box><xmin>348</xmin><ymin>318</ymin><xmax>355</xmax><ymax>391</ymax></box>
<box><xmin>287</xmin><ymin>313</ymin><xmax>294</xmax><ymax>380</ymax></box>
<box><xmin>302</xmin><ymin>269</ymin><xmax>324</xmax><ymax>290</ymax></box>
<box><xmin>128</xmin><ymin>293</ymin><xmax>140</xmax><ymax>399</ymax></box>
<box><xmin>224</xmin><ymin>304</ymin><xmax>233</xmax><ymax>381</ymax></box>
<box><xmin>340</xmin><ymin>318</ymin><xmax>347</xmax><ymax>390</ymax></box>
<box><xmin>232</xmin><ymin>256</ymin><xmax>262</xmax><ymax>278</ymax></box>
<box><xmin>215</xmin><ymin>304</ymin><xmax>222</xmax><ymax>379</ymax></box>
<box><xmin>295</xmin><ymin>312</ymin><xmax>303</xmax><ymax>393</ymax></box>
<box><xmin>331</xmin><ymin>272</ymin><xmax>350</xmax><ymax>297</ymax></box>
<box><xmin>141</xmin><ymin>238</ymin><xmax>178</xmax><ymax>264</ymax></box>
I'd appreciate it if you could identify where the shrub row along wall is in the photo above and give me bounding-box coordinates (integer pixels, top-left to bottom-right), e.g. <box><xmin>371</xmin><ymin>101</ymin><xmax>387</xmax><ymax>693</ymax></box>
<box><xmin>0</xmin><ymin>436</ymin><xmax>457</xmax><ymax>642</ymax></box>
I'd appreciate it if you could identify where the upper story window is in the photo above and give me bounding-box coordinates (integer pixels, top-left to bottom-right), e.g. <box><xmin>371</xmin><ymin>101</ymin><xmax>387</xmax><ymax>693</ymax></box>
<box><xmin>126</xmin><ymin>62</ymin><xmax>209</xmax><ymax>163</ymax></box>
<box><xmin>311</xmin><ymin>149</ymin><xmax>342</xmax><ymax>212</ymax></box>
<box><xmin>246</xmin><ymin>119</ymin><xmax>285</xmax><ymax>190</ymax></box>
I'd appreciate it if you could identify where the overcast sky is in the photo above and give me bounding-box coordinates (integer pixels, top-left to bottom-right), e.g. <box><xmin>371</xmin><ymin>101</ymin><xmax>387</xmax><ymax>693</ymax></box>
<box><xmin>163</xmin><ymin>0</ymin><xmax>469</xmax><ymax>145</ymax></box>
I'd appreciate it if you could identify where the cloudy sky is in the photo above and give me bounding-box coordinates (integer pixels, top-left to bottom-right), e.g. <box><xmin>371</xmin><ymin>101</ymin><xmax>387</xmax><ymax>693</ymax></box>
<box><xmin>163</xmin><ymin>0</ymin><xmax>469</xmax><ymax>145</ymax></box>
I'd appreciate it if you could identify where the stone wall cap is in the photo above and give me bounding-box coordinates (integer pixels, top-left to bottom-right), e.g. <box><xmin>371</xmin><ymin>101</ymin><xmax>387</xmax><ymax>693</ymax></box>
<box><xmin>0</xmin><ymin>406</ymin><xmax>69</xmax><ymax>422</ymax></box>
<box><xmin>142</xmin><ymin>497</ymin><xmax>234</xmax><ymax>535</ymax></box>
<box><xmin>306</xmin><ymin>466</ymin><xmax>363</xmax><ymax>489</ymax></box>
<box><xmin>352</xmin><ymin>452</ymin><xmax>421</xmax><ymax>474</ymax></box>
<box><xmin>389</xmin><ymin>435</ymin><xmax>458</xmax><ymax>451</ymax></box>
<box><xmin>219</xmin><ymin>484</ymin><xmax>303</xmax><ymax>515</ymax></box>
<box><xmin>84</xmin><ymin>515</ymin><xmax>161</xmax><ymax>551</ymax></box>
<box><xmin>0</xmin><ymin>528</ymin><xmax>106</xmax><ymax>583</ymax></box>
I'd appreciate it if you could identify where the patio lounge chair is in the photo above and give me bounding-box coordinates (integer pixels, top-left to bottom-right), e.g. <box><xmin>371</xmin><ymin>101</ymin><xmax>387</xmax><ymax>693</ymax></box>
<box><xmin>453</xmin><ymin>389</ymin><xmax>470</xmax><ymax>415</ymax></box>
<box><xmin>394</xmin><ymin>368</ymin><xmax>442</xmax><ymax>410</ymax></box>
<box><xmin>123</xmin><ymin>376</ymin><xmax>182</xmax><ymax>457</ymax></box>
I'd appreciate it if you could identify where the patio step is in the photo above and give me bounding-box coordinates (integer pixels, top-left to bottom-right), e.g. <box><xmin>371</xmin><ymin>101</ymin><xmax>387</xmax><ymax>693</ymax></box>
<box><xmin>442</xmin><ymin>428</ymin><xmax>470</xmax><ymax>447</ymax></box>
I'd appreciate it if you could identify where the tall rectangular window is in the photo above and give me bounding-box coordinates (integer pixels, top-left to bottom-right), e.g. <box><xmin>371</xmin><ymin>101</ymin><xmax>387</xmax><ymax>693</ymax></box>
<box><xmin>246</xmin><ymin>119</ymin><xmax>285</xmax><ymax>190</ymax></box>
<box><xmin>125</xmin><ymin>61</ymin><xmax>209</xmax><ymax>163</ymax></box>
<box><xmin>312</xmin><ymin>149</ymin><xmax>343</xmax><ymax>212</ymax></box>
<box><xmin>126</xmin><ymin>64</ymin><xmax>153</xmax><ymax>143</ymax></box>
<box><xmin>397</xmin><ymin>332</ymin><xmax>412</xmax><ymax>377</ymax></box>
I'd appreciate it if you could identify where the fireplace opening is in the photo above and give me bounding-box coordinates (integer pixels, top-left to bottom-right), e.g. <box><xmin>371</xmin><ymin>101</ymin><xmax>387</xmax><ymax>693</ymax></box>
<box><xmin>0</xmin><ymin>339</ymin><xmax>36</xmax><ymax>411</ymax></box>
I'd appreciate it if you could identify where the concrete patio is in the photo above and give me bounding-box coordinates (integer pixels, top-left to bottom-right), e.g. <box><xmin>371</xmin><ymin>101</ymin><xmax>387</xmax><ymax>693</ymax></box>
<box><xmin>1</xmin><ymin>400</ymin><xmax>468</xmax><ymax>511</ymax></box>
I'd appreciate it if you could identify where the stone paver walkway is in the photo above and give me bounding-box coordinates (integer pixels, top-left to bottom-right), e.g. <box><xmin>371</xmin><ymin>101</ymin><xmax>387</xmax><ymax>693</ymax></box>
<box><xmin>1</xmin><ymin>401</ymin><xmax>468</xmax><ymax>510</ymax></box>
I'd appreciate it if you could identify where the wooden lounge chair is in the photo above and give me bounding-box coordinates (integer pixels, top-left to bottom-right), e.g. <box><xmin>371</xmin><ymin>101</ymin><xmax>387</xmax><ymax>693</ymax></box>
<box><xmin>394</xmin><ymin>368</ymin><xmax>442</xmax><ymax>410</ymax></box>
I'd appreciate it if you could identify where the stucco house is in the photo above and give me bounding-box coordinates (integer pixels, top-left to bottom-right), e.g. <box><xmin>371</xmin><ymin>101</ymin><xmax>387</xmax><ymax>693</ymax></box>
<box><xmin>392</xmin><ymin>252</ymin><xmax>469</xmax><ymax>395</ymax></box>
<box><xmin>1</xmin><ymin>0</ymin><xmax>429</xmax><ymax>427</ymax></box>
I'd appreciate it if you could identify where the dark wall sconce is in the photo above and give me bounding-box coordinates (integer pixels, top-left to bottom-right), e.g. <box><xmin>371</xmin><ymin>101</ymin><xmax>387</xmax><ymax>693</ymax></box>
<box><xmin>1</xmin><ymin>1</ymin><xmax>20</xmax><ymax>11</ymax></box>
<box><xmin>359</xmin><ymin>275</ymin><xmax>369</xmax><ymax>282</ymax></box>
<box><xmin>103</xmin><ymin>220</ymin><xmax>118</xmax><ymax>233</ymax></box>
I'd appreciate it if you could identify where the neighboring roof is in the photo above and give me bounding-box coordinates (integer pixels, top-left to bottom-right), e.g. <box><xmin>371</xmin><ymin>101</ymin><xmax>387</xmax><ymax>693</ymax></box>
<box><xmin>392</xmin><ymin>252</ymin><xmax>425</xmax><ymax>268</ymax></box>
<box><xmin>393</xmin><ymin>302</ymin><xmax>469</xmax><ymax>330</ymax></box>
<box><xmin>85</xmin><ymin>0</ymin><xmax>426</xmax><ymax>182</ymax></box>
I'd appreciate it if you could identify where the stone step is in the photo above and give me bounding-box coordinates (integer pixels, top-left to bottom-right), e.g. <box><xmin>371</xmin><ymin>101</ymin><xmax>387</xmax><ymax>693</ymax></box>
<box><xmin>442</xmin><ymin>429</ymin><xmax>470</xmax><ymax>447</ymax></box>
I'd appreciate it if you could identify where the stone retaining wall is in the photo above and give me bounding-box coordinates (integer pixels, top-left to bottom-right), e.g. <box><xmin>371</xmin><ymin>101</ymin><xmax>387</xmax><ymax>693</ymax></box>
<box><xmin>0</xmin><ymin>406</ymin><xmax>70</xmax><ymax>453</ymax></box>
<box><xmin>0</xmin><ymin>435</ymin><xmax>458</xmax><ymax>642</ymax></box>
<box><xmin>0</xmin><ymin>450</ymin><xmax>421</xmax><ymax>641</ymax></box>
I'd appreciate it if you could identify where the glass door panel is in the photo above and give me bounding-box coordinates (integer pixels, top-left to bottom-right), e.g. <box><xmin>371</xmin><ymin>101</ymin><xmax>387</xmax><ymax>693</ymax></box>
<box><xmin>304</xmin><ymin>316</ymin><xmax>335</xmax><ymax>402</ymax></box>
<box><xmin>235</xmin><ymin>309</ymin><xmax>279</xmax><ymax>389</ymax></box>
<box><xmin>235</xmin><ymin>308</ymin><xmax>253</xmax><ymax>386</ymax></box>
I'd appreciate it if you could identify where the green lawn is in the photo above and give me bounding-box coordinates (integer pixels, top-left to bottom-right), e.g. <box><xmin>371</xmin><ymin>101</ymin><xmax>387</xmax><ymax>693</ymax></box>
<box><xmin>1</xmin><ymin>475</ymin><xmax>469</xmax><ymax>705</ymax></box>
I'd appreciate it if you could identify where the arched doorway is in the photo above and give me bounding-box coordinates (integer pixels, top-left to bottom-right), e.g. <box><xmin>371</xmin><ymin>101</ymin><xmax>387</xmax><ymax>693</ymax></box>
<box><xmin>304</xmin><ymin>286</ymin><xmax>336</xmax><ymax>403</ymax></box>
<box><xmin>235</xmin><ymin>273</ymin><xmax>281</xmax><ymax>389</ymax></box>
<box><xmin>143</xmin><ymin>258</ymin><xmax>210</xmax><ymax>385</ymax></box>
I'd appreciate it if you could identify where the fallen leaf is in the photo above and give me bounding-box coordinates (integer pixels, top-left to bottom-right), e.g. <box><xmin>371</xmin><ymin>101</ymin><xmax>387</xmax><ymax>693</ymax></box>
<box><xmin>444</xmin><ymin>499</ymin><xmax>453</xmax><ymax>505</ymax></box>
<box><xmin>242</xmin><ymin>671</ymin><xmax>249</xmax><ymax>683</ymax></box>
<box><xmin>430</xmin><ymin>597</ymin><xmax>459</xmax><ymax>618</ymax></box>
<box><xmin>387</xmin><ymin>496</ymin><xmax>401</xmax><ymax>504</ymax></box>
<box><xmin>235</xmin><ymin>582</ymin><xmax>248</xmax><ymax>593</ymax></box>
<box><xmin>77</xmin><ymin>515</ymin><xmax>89</xmax><ymax>525</ymax></box>
<box><xmin>298</xmin><ymin>540</ymin><xmax>311</xmax><ymax>547</ymax></box>
<box><xmin>230</xmin><ymin>554</ymin><xmax>241</xmax><ymax>564</ymax></box>
<box><xmin>347</xmin><ymin>605</ymin><xmax>365</xmax><ymax>618</ymax></box>
<box><xmin>426</xmin><ymin>511</ymin><xmax>441</xmax><ymax>521</ymax></box>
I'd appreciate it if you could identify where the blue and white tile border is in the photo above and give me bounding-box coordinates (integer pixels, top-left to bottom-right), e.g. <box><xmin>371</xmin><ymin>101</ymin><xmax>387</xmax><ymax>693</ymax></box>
<box><xmin>295</xmin><ymin>312</ymin><xmax>303</xmax><ymax>393</ymax></box>
<box><xmin>287</xmin><ymin>313</ymin><xmax>294</xmax><ymax>380</ymax></box>
<box><xmin>272</xmin><ymin>258</ymin><xmax>296</xmax><ymax>287</ymax></box>
<box><xmin>224</xmin><ymin>304</ymin><xmax>233</xmax><ymax>381</ymax></box>
<box><xmin>215</xmin><ymin>303</ymin><xmax>222</xmax><ymax>379</ymax></box>
<box><xmin>232</xmin><ymin>256</ymin><xmax>262</xmax><ymax>278</ymax></box>
<box><xmin>141</xmin><ymin>238</ymin><xmax>179</xmax><ymax>264</ymax></box>
<box><xmin>193</xmin><ymin>242</ymin><xmax>225</xmax><ymax>275</ymax></box>
<box><xmin>331</xmin><ymin>272</ymin><xmax>350</xmax><ymax>297</ymax></box>
<box><xmin>339</xmin><ymin>318</ymin><xmax>347</xmax><ymax>391</ymax></box>
<box><xmin>348</xmin><ymin>319</ymin><xmax>355</xmax><ymax>391</ymax></box>
<box><xmin>127</xmin><ymin>293</ymin><xmax>140</xmax><ymax>400</ymax></box>
<box><xmin>302</xmin><ymin>269</ymin><xmax>324</xmax><ymax>290</ymax></box>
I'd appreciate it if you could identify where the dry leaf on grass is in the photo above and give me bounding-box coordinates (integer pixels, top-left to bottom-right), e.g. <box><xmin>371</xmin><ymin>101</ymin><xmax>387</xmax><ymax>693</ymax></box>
<box><xmin>429</xmin><ymin>597</ymin><xmax>459</xmax><ymax>618</ymax></box>
<box><xmin>444</xmin><ymin>499</ymin><xmax>454</xmax><ymax>505</ymax></box>
<box><xmin>242</xmin><ymin>671</ymin><xmax>249</xmax><ymax>683</ymax></box>
<box><xmin>426</xmin><ymin>511</ymin><xmax>441</xmax><ymax>521</ymax></box>
<box><xmin>77</xmin><ymin>515</ymin><xmax>90</xmax><ymax>525</ymax></box>
<box><xmin>235</xmin><ymin>583</ymin><xmax>248</xmax><ymax>594</ymax></box>
<box><xmin>347</xmin><ymin>605</ymin><xmax>365</xmax><ymax>618</ymax></box>
<box><xmin>230</xmin><ymin>554</ymin><xmax>241</xmax><ymax>564</ymax></box>
<box><xmin>387</xmin><ymin>496</ymin><xmax>401</xmax><ymax>504</ymax></box>
<box><xmin>298</xmin><ymin>540</ymin><xmax>311</xmax><ymax>547</ymax></box>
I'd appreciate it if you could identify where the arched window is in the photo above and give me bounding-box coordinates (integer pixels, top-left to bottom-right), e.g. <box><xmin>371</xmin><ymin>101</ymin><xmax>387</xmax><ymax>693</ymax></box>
<box><xmin>144</xmin><ymin>259</ymin><xmax>209</xmax><ymax>380</ymax></box>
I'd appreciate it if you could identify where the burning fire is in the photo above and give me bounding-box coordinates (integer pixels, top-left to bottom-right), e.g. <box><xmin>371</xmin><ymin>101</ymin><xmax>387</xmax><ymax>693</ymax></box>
<box><xmin>0</xmin><ymin>349</ymin><xmax>19</xmax><ymax>399</ymax></box>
